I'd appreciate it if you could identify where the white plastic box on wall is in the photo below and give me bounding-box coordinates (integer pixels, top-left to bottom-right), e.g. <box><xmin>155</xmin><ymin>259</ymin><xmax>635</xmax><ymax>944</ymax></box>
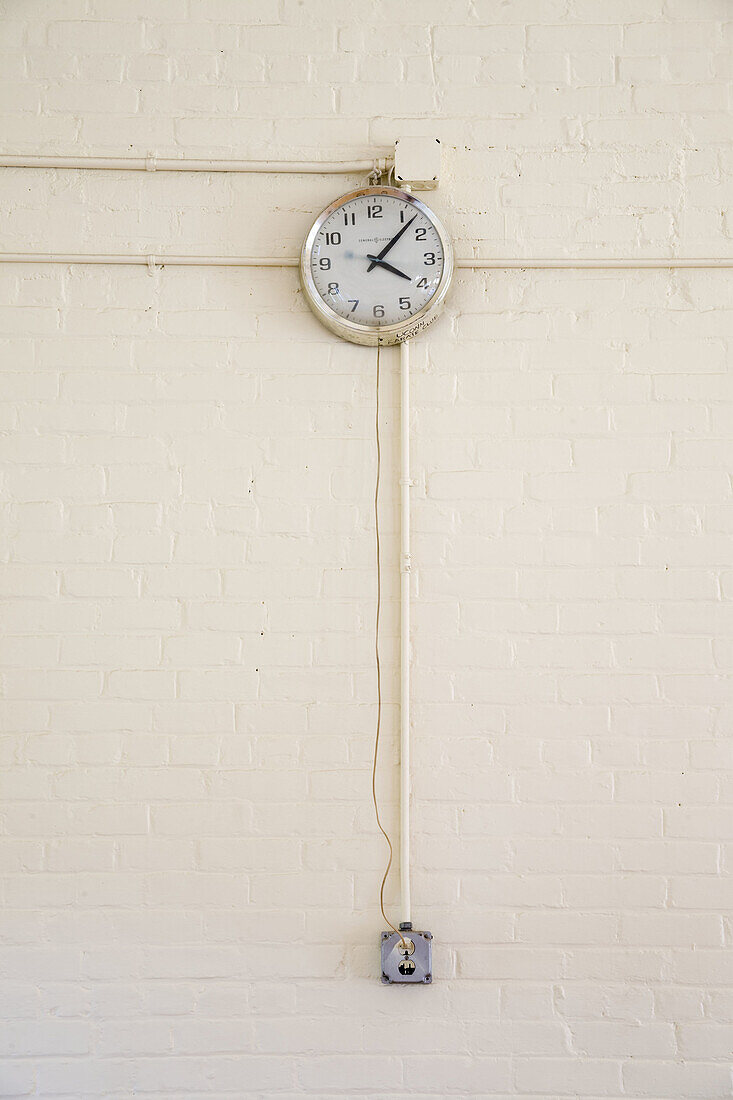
<box><xmin>393</xmin><ymin>136</ymin><xmax>441</xmax><ymax>190</ymax></box>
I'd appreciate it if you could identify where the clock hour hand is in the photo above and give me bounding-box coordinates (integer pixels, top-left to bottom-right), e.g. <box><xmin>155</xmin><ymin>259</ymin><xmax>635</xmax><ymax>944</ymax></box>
<box><xmin>366</xmin><ymin>215</ymin><xmax>417</xmax><ymax>272</ymax></box>
<box><xmin>366</xmin><ymin>255</ymin><xmax>412</xmax><ymax>281</ymax></box>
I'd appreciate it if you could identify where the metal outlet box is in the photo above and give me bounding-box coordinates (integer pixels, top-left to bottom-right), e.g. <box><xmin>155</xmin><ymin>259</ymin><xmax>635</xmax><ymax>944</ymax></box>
<box><xmin>381</xmin><ymin>929</ymin><xmax>433</xmax><ymax>984</ymax></box>
<box><xmin>393</xmin><ymin>137</ymin><xmax>441</xmax><ymax>191</ymax></box>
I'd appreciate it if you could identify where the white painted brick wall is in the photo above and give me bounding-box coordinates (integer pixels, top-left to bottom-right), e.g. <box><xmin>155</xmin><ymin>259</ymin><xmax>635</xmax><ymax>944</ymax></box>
<box><xmin>1</xmin><ymin>2</ymin><xmax>733</xmax><ymax>1097</ymax></box>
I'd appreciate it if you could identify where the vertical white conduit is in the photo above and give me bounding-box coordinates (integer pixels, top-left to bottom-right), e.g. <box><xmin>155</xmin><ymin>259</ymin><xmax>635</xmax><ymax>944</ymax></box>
<box><xmin>399</xmin><ymin>339</ymin><xmax>411</xmax><ymax>927</ymax></box>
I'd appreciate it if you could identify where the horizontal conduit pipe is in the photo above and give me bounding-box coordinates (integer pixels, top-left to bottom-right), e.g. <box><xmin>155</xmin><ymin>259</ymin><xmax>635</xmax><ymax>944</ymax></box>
<box><xmin>0</xmin><ymin>254</ymin><xmax>299</xmax><ymax>267</ymax></box>
<box><xmin>0</xmin><ymin>154</ymin><xmax>390</xmax><ymax>174</ymax></box>
<box><xmin>0</xmin><ymin>254</ymin><xmax>732</xmax><ymax>269</ymax></box>
<box><xmin>457</xmin><ymin>257</ymin><xmax>733</xmax><ymax>269</ymax></box>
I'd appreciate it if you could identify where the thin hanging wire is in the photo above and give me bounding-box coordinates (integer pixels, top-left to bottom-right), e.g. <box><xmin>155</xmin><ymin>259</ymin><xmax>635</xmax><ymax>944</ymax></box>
<box><xmin>371</xmin><ymin>341</ymin><xmax>408</xmax><ymax>950</ymax></box>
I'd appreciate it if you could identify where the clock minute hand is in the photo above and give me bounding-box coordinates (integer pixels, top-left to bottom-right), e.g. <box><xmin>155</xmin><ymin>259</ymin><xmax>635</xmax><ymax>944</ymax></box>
<box><xmin>366</xmin><ymin>215</ymin><xmax>417</xmax><ymax>272</ymax></box>
<box><xmin>366</xmin><ymin>255</ymin><xmax>412</xmax><ymax>281</ymax></box>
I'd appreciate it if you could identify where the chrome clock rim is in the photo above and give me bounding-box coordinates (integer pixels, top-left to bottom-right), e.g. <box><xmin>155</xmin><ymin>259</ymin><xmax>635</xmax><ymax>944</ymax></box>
<box><xmin>300</xmin><ymin>185</ymin><xmax>453</xmax><ymax>347</ymax></box>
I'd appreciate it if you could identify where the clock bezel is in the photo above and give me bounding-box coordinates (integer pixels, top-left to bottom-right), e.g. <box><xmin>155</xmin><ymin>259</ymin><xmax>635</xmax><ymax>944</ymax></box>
<box><xmin>300</xmin><ymin>185</ymin><xmax>454</xmax><ymax>346</ymax></box>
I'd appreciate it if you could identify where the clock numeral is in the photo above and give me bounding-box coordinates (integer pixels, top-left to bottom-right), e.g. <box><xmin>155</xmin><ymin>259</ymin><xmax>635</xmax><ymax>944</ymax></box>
<box><xmin>343</xmin><ymin>212</ymin><xmax>356</xmax><ymax>226</ymax></box>
<box><xmin>324</xmin><ymin>231</ymin><xmax>341</xmax><ymax>245</ymax></box>
<box><xmin>367</xmin><ymin>204</ymin><xmax>383</xmax><ymax>219</ymax></box>
<box><xmin>373</xmin><ymin>305</ymin><xmax>385</xmax><ymax>318</ymax></box>
<box><xmin>327</xmin><ymin>282</ymin><xmax>339</xmax><ymax>295</ymax></box>
<box><xmin>423</xmin><ymin>252</ymin><xmax>436</xmax><ymax>266</ymax></box>
<box><xmin>319</xmin><ymin>257</ymin><xmax>331</xmax><ymax>270</ymax></box>
<box><xmin>416</xmin><ymin>277</ymin><xmax>429</xmax><ymax>288</ymax></box>
<box><xmin>415</xmin><ymin>227</ymin><xmax>427</xmax><ymax>241</ymax></box>
<box><xmin>399</xmin><ymin>209</ymin><xmax>407</xmax><ymax>223</ymax></box>
<box><xmin>348</xmin><ymin>299</ymin><xmax>359</xmax><ymax>313</ymax></box>
<box><xmin>399</xmin><ymin>297</ymin><xmax>411</xmax><ymax>310</ymax></box>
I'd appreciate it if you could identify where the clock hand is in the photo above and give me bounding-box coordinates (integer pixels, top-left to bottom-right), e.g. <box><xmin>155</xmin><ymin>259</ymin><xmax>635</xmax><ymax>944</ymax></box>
<box><xmin>366</xmin><ymin>255</ymin><xmax>412</xmax><ymax>281</ymax></box>
<box><xmin>366</xmin><ymin>215</ymin><xmax>417</xmax><ymax>272</ymax></box>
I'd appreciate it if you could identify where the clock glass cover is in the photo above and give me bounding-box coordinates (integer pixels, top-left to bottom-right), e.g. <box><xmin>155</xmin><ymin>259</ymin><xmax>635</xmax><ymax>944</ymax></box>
<box><xmin>300</xmin><ymin>185</ymin><xmax>453</xmax><ymax>345</ymax></box>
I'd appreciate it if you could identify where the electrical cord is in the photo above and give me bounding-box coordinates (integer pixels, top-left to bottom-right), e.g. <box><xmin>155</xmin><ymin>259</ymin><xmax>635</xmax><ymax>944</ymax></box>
<box><xmin>371</xmin><ymin>341</ymin><xmax>408</xmax><ymax>952</ymax></box>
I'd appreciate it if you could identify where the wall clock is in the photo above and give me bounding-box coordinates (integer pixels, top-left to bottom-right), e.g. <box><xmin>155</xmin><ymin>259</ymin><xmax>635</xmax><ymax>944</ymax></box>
<box><xmin>300</xmin><ymin>185</ymin><xmax>453</xmax><ymax>346</ymax></box>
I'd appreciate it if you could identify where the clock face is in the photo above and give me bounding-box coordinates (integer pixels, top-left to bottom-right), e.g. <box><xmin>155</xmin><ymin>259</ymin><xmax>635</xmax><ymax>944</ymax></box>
<box><xmin>301</xmin><ymin>187</ymin><xmax>452</xmax><ymax>345</ymax></box>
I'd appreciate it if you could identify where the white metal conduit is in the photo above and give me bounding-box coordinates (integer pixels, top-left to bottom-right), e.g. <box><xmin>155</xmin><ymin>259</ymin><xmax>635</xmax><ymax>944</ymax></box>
<box><xmin>2</xmin><ymin>253</ymin><xmax>733</xmax><ymax>268</ymax></box>
<box><xmin>0</xmin><ymin>153</ymin><xmax>390</xmax><ymax>174</ymax></box>
<box><xmin>399</xmin><ymin>339</ymin><xmax>411</xmax><ymax>929</ymax></box>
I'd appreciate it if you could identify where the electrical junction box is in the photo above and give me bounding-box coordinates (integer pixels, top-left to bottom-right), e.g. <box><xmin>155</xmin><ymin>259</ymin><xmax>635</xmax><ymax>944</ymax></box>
<box><xmin>393</xmin><ymin>137</ymin><xmax>441</xmax><ymax>191</ymax></box>
<box><xmin>381</xmin><ymin>930</ymin><xmax>433</xmax><ymax>984</ymax></box>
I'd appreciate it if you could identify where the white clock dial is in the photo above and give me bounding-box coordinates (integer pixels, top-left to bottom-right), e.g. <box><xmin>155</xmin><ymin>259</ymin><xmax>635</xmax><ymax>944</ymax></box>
<box><xmin>300</xmin><ymin>186</ymin><xmax>453</xmax><ymax>346</ymax></box>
